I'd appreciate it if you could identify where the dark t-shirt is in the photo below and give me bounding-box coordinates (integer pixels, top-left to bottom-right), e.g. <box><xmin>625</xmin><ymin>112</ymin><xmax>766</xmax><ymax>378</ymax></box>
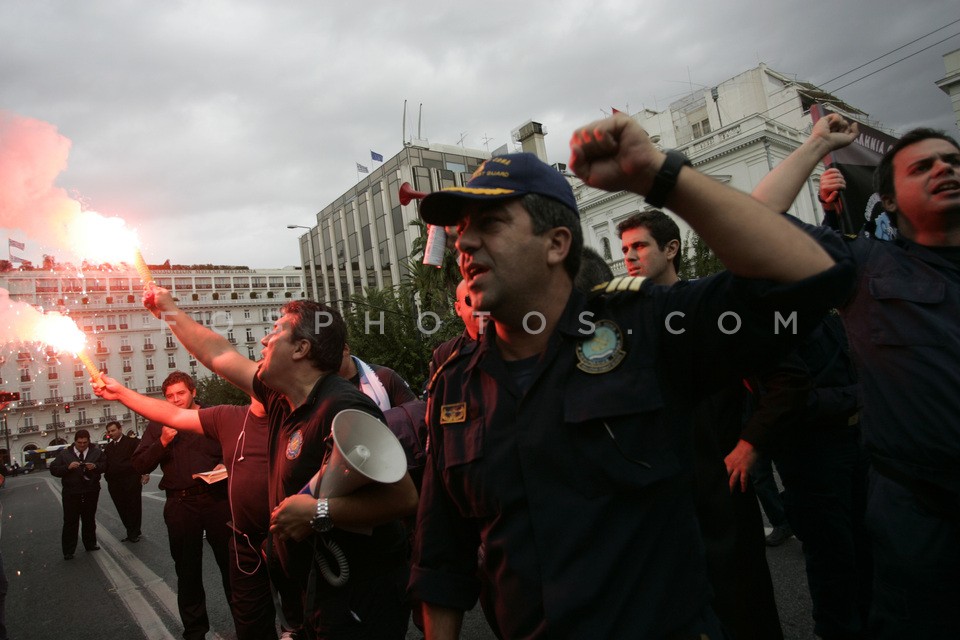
<box><xmin>251</xmin><ymin>373</ymin><xmax>409</xmax><ymax>592</ymax></box>
<box><xmin>199</xmin><ymin>405</ymin><xmax>270</xmax><ymax>537</ymax></box>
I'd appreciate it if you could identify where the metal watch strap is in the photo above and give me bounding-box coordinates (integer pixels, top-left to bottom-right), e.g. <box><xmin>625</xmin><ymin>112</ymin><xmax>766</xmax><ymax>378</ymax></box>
<box><xmin>312</xmin><ymin>497</ymin><xmax>333</xmax><ymax>533</ymax></box>
<box><xmin>645</xmin><ymin>150</ymin><xmax>691</xmax><ymax>208</ymax></box>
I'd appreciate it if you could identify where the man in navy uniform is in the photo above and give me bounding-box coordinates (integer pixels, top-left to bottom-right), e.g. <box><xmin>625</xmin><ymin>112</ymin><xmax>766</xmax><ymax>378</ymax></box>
<box><xmin>408</xmin><ymin>114</ymin><xmax>857</xmax><ymax>638</ymax></box>
<box><xmin>746</xmin><ymin>118</ymin><xmax>960</xmax><ymax>639</ymax></box>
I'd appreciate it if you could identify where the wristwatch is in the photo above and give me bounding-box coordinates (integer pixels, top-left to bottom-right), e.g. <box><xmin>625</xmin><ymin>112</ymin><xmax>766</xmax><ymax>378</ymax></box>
<box><xmin>311</xmin><ymin>498</ymin><xmax>333</xmax><ymax>533</ymax></box>
<box><xmin>645</xmin><ymin>150</ymin><xmax>691</xmax><ymax>208</ymax></box>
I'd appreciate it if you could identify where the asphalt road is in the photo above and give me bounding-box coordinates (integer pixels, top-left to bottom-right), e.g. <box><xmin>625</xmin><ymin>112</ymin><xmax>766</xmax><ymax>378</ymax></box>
<box><xmin>0</xmin><ymin>471</ymin><xmax>815</xmax><ymax>639</ymax></box>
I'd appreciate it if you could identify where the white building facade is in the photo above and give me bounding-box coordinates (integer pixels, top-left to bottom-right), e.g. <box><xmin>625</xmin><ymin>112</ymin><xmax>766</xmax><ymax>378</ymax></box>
<box><xmin>0</xmin><ymin>266</ymin><xmax>304</xmax><ymax>464</ymax></box>
<box><xmin>574</xmin><ymin>64</ymin><xmax>873</xmax><ymax>275</ymax></box>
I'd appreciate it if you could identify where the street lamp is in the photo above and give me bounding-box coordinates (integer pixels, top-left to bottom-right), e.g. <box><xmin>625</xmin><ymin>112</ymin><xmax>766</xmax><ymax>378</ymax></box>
<box><xmin>287</xmin><ymin>224</ymin><xmax>320</xmax><ymax>302</ymax></box>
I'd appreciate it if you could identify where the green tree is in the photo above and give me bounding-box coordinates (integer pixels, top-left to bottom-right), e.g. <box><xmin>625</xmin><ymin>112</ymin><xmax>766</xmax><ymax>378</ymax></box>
<box><xmin>678</xmin><ymin>230</ymin><xmax>725</xmax><ymax>280</ymax></box>
<box><xmin>341</xmin><ymin>219</ymin><xmax>463</xmax><ymax>392</ymax></box>
<box><xmin>196</xmin><ymin>374</ymin><xmax>250</xmax><ymax>406</ymax></box>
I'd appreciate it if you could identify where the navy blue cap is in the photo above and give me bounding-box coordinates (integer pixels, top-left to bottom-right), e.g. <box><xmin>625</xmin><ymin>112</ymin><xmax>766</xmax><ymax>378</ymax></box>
<box><xmin>419</xmin><ymin>152</ymin><xmax>578</xmax><ymax>226</ymax></box>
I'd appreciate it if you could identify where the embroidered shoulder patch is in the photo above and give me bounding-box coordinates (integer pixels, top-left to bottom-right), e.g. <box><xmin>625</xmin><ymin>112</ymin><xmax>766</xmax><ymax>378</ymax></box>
<box><xmin>576</xmin><ymin>319</ymin><xmax>627</xmax><ymax>374</ymax></box>
<box><xmin>286</xmin><ymin>429</ymin><xmax>304</xmax><ymax>460</ymax></box>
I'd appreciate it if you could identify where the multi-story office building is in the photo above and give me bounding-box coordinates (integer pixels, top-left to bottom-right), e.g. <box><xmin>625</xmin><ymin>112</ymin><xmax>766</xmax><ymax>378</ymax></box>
<box><xmin>0</xmin><ymin>266</ymin><xmax>304</xmax><ymax>464</ymax></box>
<box><xmin>573</xmin><ymin>64</ymin><xmax>875</xmax><ymax>275</ymax></box>
<box><xmin>295</xmin><ymin>140</ymin><xmax>497</xmax><ymax>310</ymax></box>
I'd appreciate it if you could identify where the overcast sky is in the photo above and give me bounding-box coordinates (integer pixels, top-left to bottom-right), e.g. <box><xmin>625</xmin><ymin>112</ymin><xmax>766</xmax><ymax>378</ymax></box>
<box><xmin>1</xmin><ymin>0</ymin><xmax>957</xmax><ymax>270</ymax></box>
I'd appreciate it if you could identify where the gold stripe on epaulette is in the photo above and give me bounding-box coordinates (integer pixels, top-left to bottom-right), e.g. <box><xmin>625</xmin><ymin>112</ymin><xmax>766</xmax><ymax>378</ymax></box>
<box><xmin>610</xmin><ymin>276</ymin><xmax>647</xmax><ymax>293</ymax></box>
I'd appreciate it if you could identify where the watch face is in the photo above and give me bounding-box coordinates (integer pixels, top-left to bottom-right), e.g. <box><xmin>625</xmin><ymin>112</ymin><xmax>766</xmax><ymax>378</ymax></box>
<box><xmin>312</xmin><ymin>517</ymin><xmax>333</xmax><ymax>533</ymax></box>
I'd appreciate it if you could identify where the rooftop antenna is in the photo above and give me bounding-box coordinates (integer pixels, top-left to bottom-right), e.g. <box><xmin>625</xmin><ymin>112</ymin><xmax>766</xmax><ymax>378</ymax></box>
<box><xmin>402</xmin><ymin>99</ymin><xmax>407</xmax><ymax>145</ymax></box>
<box><xmin>481</xmin><ymin>133</ymin><xmax>493</xmax><ymax>151</ymax></box>
<box><xmin>417</xmin><ymin>103</ymin><xmax>423</xmax><ymax>139</ymax></box>
<box><xmin>457</xmin><ymin>132</ymin><xmax>468</xmax><ymax>149</ymax></box>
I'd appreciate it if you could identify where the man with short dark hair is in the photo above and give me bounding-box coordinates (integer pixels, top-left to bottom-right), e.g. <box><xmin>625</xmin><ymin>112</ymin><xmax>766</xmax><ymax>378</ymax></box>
<box><xmin>409</xmin><ymin>120</ymin><xmax>854</xmax><ymax>638</ymax></box>
<box><xmin>142</xmin><ymin>292</ymin><xmax>418</xmax><ymax>639</ymax></box>
<box><xmin>132</xmin><ymin>371</ymin><xmax>233</xmax><ymax>640</ymax></box>
<box><xmin>103</xmin><ymin>420</ymin><xmax>148</xmax><ymax>543</ymax></box>
<box><xmin>50</xmin><ymin>429</ymin><xmax>104</xmax><ymax>560</ymax></box>
<box><xmin>616</xmin><ymin>202</ymin><xmax>782</xmax><ymax>638</ymax></box>
<box><xmin>751</xmin><ymin>119</ymin><xmax>960</xmax><ymax>639</ymax></box>
<box><xmin>616</xmin><ymin>209</ymin><xmax>681</xmax><ymax>281</ymax></box>
<box><xmin>97</xmin><ymin>380</ymin><xmax>281</xmax><ymax>640</ymax></box>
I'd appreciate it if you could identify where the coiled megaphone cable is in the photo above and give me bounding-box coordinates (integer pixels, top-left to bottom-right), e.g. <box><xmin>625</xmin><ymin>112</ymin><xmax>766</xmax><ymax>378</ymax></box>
<box><xmin>314</xmin><ymin>535</ymin><xmax>350</xmax><ymax>587</ymax></box>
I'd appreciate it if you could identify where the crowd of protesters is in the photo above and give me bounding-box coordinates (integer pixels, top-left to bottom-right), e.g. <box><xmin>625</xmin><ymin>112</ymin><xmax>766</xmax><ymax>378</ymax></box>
<box><xmin>16</xmin><ymin>109</ymin><xmax>950</xmax><ymax>640</ymax></box>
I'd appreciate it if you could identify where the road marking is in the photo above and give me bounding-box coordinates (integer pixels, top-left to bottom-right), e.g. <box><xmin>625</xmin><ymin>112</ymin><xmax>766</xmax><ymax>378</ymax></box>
<box><xmin>41</xmin><ymin>477</ymin><xmax>227</xmax><ymax>640</ymax></box>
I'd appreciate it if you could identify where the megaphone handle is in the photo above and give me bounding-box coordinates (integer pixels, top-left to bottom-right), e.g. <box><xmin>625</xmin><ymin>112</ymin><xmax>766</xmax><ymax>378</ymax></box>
<box><xmin>314</xmin><ymin>536</ymin><xmax>350</xmax><ymax>587</ymax></box>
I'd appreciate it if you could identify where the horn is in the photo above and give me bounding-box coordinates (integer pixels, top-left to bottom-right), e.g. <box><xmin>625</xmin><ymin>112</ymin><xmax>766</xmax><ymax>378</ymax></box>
<box><xmin>422</xmin><ymin>224</ymin><xmax>447</xmax><ymax>268</ymax></box>
<box><xmin>298</xmin><ymin>410</ymin><xmax>407</xmax><ymax>500</ymax></box>
<box><xmin>398</xmin><ymin>181</ymin><xmax>428</xmax><ymax>206</ymax></box>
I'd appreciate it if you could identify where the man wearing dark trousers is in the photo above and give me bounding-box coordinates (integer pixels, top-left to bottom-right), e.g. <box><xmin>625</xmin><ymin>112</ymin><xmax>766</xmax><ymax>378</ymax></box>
<box><xmin>133</xmin><ymin>371</ymin><xmax>234</xmax><ymax>640</ymax></box>
<box><xmin>103</xmin><ymin>420</ymin><xmax>148</xmax><ymax>543</ymax></box>
<box><xmin>96</xmin><ymin>376</ymin><xmax>281</xmax><ymax>640</ymax></box>
<box><xmin>50</xmin><ymin>429</ymin><xmax>104</xmax><ymax>560</ymax></box>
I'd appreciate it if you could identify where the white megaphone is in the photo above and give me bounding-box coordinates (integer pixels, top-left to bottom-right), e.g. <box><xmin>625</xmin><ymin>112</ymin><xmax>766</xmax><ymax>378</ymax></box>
<box><xmin>318</xmin><ymin>409</ymin><xmax>407</xmax><ymax>499</ymax></box>
<box><xmin>299</xmin><ymin>410</ymin><xmax>408</xmax><ymax>587</ymax></box>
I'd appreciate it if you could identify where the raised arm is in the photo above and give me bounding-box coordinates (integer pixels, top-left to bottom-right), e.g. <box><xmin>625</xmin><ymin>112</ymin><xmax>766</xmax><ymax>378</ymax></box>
<box><xmin>751</xmin><ymin>113</ymin><xmax>858</xmax><ymax>212</ymax></box>
<box><xmin>143</xmin><ymin>284</ymin><xmax>257</xmax><ymax>396</ymax></box>
<box><xmin>94</xmin><ymin>375</ymin><xmax>203</xmax><ymax>435</ymax></box>
<box><xmin>569</xmin><ymin>114</ymin><xmax>837</xmax><ymax>282</ymax></box>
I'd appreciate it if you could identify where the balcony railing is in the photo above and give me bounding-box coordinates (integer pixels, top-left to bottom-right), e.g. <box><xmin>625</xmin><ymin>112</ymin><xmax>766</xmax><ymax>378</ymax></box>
<box><xmin>143</xmin><ymin>343</ymin><xmax>156</xmax><ymax>351</ymax></box>
<box><xmin>73</xmin><ymin>393</ymin><xmax>91</xmax><ymax>401</ymax></box>
<box><xmin>46</xmin><ymin>421</ymin><xmax>66</xmax><ymax>430</ymax></box>
<box><xmin>75</xmin><ymin>418</ymin><xmax>94</xmax><ymax>426</ymax></box>
<box><xmin>119</xmin><ymin>345</ymin><xmax>133</xmax><ymax>353</ymax></box>
<box><xmin>44</xmin><ymin>397</ymin><xmax>62</xmax><ymax>404</ymax></box>
<box><xmin>145</xmin><ymin>386</ymin><xmax>163</xmax><ymax>394</ymax></box>
<box><xmin>96</xmin><ymin>347</ymin><xmax>109</xmax><ymax>354</ymax></box>
<box><xmin>17</xmin><ymin>352</ymin><xmax>32</xmax><ymax>361</ymax></box>
<box><xmin>74</xmin><ymin>369</ymin><xmax>85</xmax><ymax>377</ymax></box>
<box><xmin>18</xmin><ymin>425</ymin><xmax>39</xmax><ymax>434</ymax></box>
<box><xmin>20</xmin><ymin>375</ymin><xmax>31</xmax><ymax>382</ymax></box>
<box><xmin>48</xmin><ymin>372</ymin><xmax>59</xmax><ymax>380</ymax></box>
<box><xmin>165</xmin><ymin>341</ymin><xmax>177</xmax><ymax>349</ymax></box>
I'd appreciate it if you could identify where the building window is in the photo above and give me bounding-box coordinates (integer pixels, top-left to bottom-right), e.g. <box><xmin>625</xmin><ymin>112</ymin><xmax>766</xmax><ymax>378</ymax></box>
<box><xmin>243</xmin><ymin>309</ymin><xmax>251</xmax><ymax>319</ymax></box>
<box><xmin>167</xmin><ymin>355</ymin><xmax>176</xmax><ymax>369</ymax></box>
<box><xmin>691</xmin><ymin>118</ymin><xmax>711</xmax><ymax>139</ymax></box>
<box><xmin>247</xmin><ymin>347</ymin><xmax>256</xmax><ymax>360</ymax></box>
<box><xmin>142</xmin><ymin>313</ymin><xmax>151</xmax><ymax>326</ymax></box>
<box><xmin>246</xmin><ymin>328</ymin><xmax>254</xmax><ymax>342</ymax></box>
<box><xmin>122</xmin><ymin>358</ymin><xmax>132</xmax><ymax>373</ymax></box>
<box><xmin>145</xmin><ymin>357</ymin><xmax>154</xmax><ymax>371</ymax></box>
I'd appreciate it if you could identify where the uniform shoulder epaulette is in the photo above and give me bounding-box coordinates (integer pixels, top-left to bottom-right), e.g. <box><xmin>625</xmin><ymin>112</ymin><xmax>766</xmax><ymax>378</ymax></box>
<box><xmin>426</xmin><ymin>339</ymin><xmax>478</xmax><ymax>396</ymax></box>
<box><xmin>588</xmin><ymin>275</ymin><xmax>647</xmax><ymax>298</ymax></box>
